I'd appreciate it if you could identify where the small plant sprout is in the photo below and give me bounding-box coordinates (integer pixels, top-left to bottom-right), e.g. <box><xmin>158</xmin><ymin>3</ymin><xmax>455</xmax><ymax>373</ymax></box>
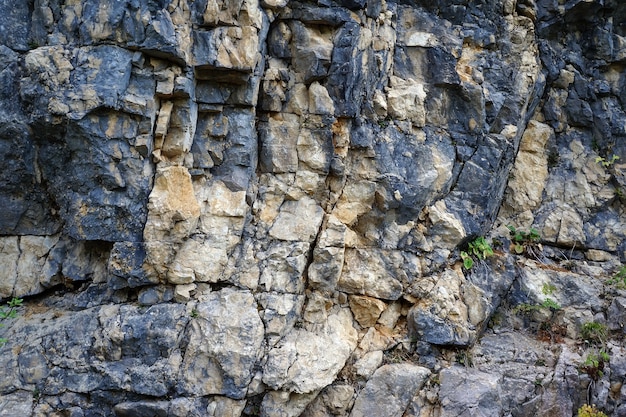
<box><xmin>595</xmin><ymin>154</ymin><xmax>619</xmax><ymax>168</ymax></box>
<box><xmin>580</xmin><ymin>350</ymin><xmax>610</xmax><ymax>381</ymax></box>
<box><xmin>507</xmin><ymin>225</ymin><xmax>541</xmax><ymax>256</ymax></box>
<box><xmin>460</xmin><ymin>251</ymin><xmax>474</xmax><ymax>269</ymax></box>
<box><xmin>577</xmin><ymin>404</ymin><xmax>608</xmax><ymax>417</ymax></box>
<box><xmin>541</xmin><ymin>283</ymin><xmax>557</xmax><ymax>295</ymax></box>
<box><xmin>540</xmin><ymin>298</ymin><xmax>561</xmax><ymax>311</ymax></box>
<box><xmin>580</xmin><ymin>322</ymin><xmax>608</xmax><ymax>345</ymax></box>
<box><xmin>0</xmin><ymin>297</ymin><xmax>23</xmax><ymax>347</ymax></box>
<box><xmin>607</xmin><ymin>265</ymin><xmax>626</xmax><ymax>288</ymax></box>
<box><xmin>460</xmin><ymin>236</ymin><xmax>494</xmax><ymax>270</ymax></box>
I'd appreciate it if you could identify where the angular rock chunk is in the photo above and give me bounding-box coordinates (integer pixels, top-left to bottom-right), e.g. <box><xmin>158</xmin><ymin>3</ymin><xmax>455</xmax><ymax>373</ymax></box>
<box><xmin>337</xmin><ymin>249</ymin><xmax>407</xmax><ymax>300</ymax></box>
<box><xmin>263</xmin><ymin>308</ymin><xmax>357</xmax><ymax>394</ymax></box>
<box><xmin>179</xmin><ymin>289</ymin><xmax>264</xmax><ymax>399</ymax></box>
<box><xmin>439</xmin><ymin>367</ymin><xmax>502</xmax><ymax>417</ymax></box>
<box><xmin>349</xmin><ymin>364</ymin><xmax>430</xmax><ymax>417</ymax></box>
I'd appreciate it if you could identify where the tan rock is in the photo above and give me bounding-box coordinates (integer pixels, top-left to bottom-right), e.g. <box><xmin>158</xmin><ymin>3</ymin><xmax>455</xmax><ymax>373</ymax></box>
<box><xmin>261</xmin><ymin>390</ymin><xmax>320</xmax><ymax>417</ymax></box>
<box><xmin>462</xmin><ymin>282</ymin><xmax>490</xmax><ymax>326</ymax></box>
<box><xmin>258</xmin><ymin>293</ymin><xmax>305</xmax><ymax>345</ymax></box>
<box><xmin>284</xmin><ymin>83</ymin><xmax>309</xmax><ymax>115</ymax></box>
<box><xmin>206</xmin><ymin>26</ymin><xmax>260</xmax><ymax>71</ymax></box>
<box><xmin>304</xmin><ymin>385</ymin><xmax>355</xmax><ymax>416</ymax></box>
<box><xmin>205</xmin><ymin>180</ymin><xmax>248</xmax><ymax>217</ymax></box>
<box><xmin>144</xmin><ymin>166</ymin><xmax>201</xmax><ymax>242</ymax></box>
<box><xmin>386</xmin><ymin>75</ymin><xmax>426</xmax><ymax>126</ymax></box>
<box><xmin>542</xmin><ymin>205</ymin><xmax>585</xmax><ymax>246</ymax></box>
<box><xmin>308</xmin><ymin>215</ymin><xmax>348</xmax><ymax>291</ymax></box>
<box><xmin>338</xmin><ymin>249</ymin><xmax>405</xmax><ymax>300</ymax></box>
<box><xmin>333</xmin><ymin>180</ymin><xmax>376</xmax><ymax>226</ymax></box>
<box><xmin>586</xmin><ymin>249</ymin><xmax>614</xmax><ymax>262</ymax></box>
<box><xmin>349</xmin><ymin>295</ymin><xmax>387</xmax><ymax>328</ymax></box>
<box><xmin>259</xmin><ymin>242</ymin><xmax>310</xmax><ymax>293</ymax></box>
<box><xmin>308</xmin><ymin>82</ymin><xmax>335</xmax><ymax>115</ymax></box>
<box><xmin>0</xmin><ymin>237</ymin><xmax>19</xmax><ymax>298</ymax></box>
<box><xmin>427</xmin><ymin>200</ymin><xmax>467</xmax><ymax>249</ymax></box>
<box><xmin>269</xmin><ymin>197</ymin><xmax>324</xmax><ymax>242</ymax></box>
<box><xmin>372</xmin><ymin>90</ymin><xmax>388</xmax><ymax>117</ymax></box>
<box><xmin>179</xmin><ymin>288</ymin><xmax>264</xmax><ymax>397</ymax></box>
<box><xmin>168</xmin><ymin>238</ymin><xmax>229</xmax><ymax>284</ymax></box>
<box><xmin>297</xmin><ymin>127</ymin><xmax>331</xmax><ymax>173</ymax></box>
<box><xmin>173</xmin><ymin>283</ymin><xmax>196</xmax><ymax>302</ymax></box>
<box><xmin>504</xmin><ymin>120</ymin><xmax>552</xmax><ymax>213</ymax></box>
<box><xmin>260</xmin><ymin>113</ymin><xmax>300</xmax><ymax>173</ymax></box>
<box><xmin>261</xmin><ymin>0</ymin><xmax>289</xmax><ymax>8</ymax></box>
<box><xmin>14</xmin><ymin>235</ymin><xmax>61</xmax><ymax>297</ymax></box>
<box><xmin>161</xmin><ymin>100</ymin><xmax>198</xmax><ymax>158</ymax></box>
<box><xmin>206</xmin><ymin>397</ymin><xmax>247</xmax><ymax>417</ymax></box>
<box><xmin>263</xmin><ymin>308</ymin><xmax>358</xmax><ymax>394</ymax></box>
<box><xmin>354</xmin><ymin>350</ymin><xmax>384</xmax><ymax>378</ymax></box>
<box><xmin>154</xmin><ymin>101</ymin><xmax>174</xmax><ymax>149</ymax></box>
<box><xmin>377</xmin><ymin>301</ymin><xmax>403</xmax><ymax>330</ymax></box>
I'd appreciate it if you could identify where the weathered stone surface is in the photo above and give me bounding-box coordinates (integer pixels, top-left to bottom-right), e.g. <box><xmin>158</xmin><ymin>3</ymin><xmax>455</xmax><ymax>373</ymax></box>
<box><xmin>349</xmin><ymin>364</ymin><xmax>430</xmax><ymax>417</ymax></box>
<box><xmin>353</xmin><ymin>350</ymin><xmax>383</xmax><ymax>378</ymax></box>
<box><xmin>608</xmin><ymin>297</ymin><xmax>626</xmax><ymax>333</ymax></box>
<box><xmin>2</xmin><ymin>0</ymin><xmax>626</xmax><ymax>415</ymax></box>
<box><xmin>144</xmin><ymin>166</ymin><xmax>201</xmax><ymax>242</ymax></box>
<box><xmin>269</xmin><ymin>197</ymin><xmax>325</xmax><ymax>242</ymax></box>
<box><xmin>439</xmin><ymin>367</ymin><xmax>502</xmax><ymax>417</ymax></box>
<box><xmin>263</xmin><ymin>308</ymin><xmax>357</xmax><ymax>394</ymax></box>
<box><xmin>179</xmin><ymin>288</ymin><xmax>264</xmax><ymax>398</ymax></box>
<box><xmin>261</xmin><ymin>390</ymin><xmax>320</xmax><ymax>417</ymax></box>
<box><xmin>301</xmin><ymin>384</ymin><xmax>355</xmax><ymax>417</ymax></box>
<box><xmin>501</xmin><ymin>120</ymin><xmax>553</xmax><ymax>215</ymax></box>
<box><xmin>348</xmin><ymin>295</ymin><xmax>386</xmax><ymax>328</ymax></box>
<box><xmin>337</xmin><ymin>249</ymin><xmax>412</xmax><ymax>300</ymax></box>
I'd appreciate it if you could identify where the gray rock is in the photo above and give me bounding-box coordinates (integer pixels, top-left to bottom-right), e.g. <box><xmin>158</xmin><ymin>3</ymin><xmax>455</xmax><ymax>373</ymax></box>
<box><xmin>408</xmin><ymin>307</ymin><xmax>473</xmax><ymax>347</ymax></box>
<box><xmin>349</xmin><ymin>364</ymin><xmax>430</xmax><ymax>417</ymax></box>
<box><xmin>114</xmin><ymin>401</ymin><xmax>170</xmax><ymax>417</ymax></box>
<box><xmin>0</xmin><ymin>390</ymin><xmax>33</xmax><ymax>416</ymax></box>
<box><xmin>2</xmin><ymin>0</ymin><xmax>626</xmax><ymax>415</ymax></box>
<box><xmin>608</xmin><ymin>297</ymin><xmax>626</xmax><ymax>333</ymax></box>
<box><xmin>0</xmin><ymin>1</ymin><xmax>30</xmax><ymax>51</ymax></box>
<box><xmin>439</xmin><ymin>367</ymin><xmax>502</xmax><ymax>417</ymax></box>
<box><xmin>178</xmin><ymin>288</ymin><xmax>264</xmax><ymax>399</ymax></box>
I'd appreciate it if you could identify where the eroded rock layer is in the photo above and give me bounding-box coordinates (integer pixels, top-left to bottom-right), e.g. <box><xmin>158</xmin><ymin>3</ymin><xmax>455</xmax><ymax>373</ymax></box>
<box><xmin>1</xmin><ymin>0</ymin><xmax>626</xmax><ymax>416</ymax></box>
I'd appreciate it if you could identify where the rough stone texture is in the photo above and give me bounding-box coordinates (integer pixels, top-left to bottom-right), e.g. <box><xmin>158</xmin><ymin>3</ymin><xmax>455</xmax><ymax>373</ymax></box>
<box><xmin>349</xmin><ymin>364</ymin><xmax>430</xmax><ymax>417</ymax></box>
<box><xmin>1</xmin><ymin>0</ymin><xmax>626</xmax><ymax>416</ymax></box>
<box><xmin>263</xmin><ymin>308</ymin><xmax>358</xmax><ymax>394</ymax></box>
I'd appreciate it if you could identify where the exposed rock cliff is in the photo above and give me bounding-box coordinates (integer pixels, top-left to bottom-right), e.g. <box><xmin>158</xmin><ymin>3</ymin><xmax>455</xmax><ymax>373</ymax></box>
<box><xmin>1</xmin><ymin>0</ymin><xmax>625</xmax><ymax>416</ymax></box>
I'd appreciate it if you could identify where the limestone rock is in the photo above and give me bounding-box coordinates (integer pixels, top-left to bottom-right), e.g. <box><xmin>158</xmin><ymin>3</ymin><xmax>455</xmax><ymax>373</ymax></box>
<box><xmin>387</xmin><ymin>76</ymin><xmax>427</xmax><ymax>125</ymax></box>
<box><xmin>2</xmin><ymin>0</ymin><xmax>626</xmax><ymax>414</ymax></box>
<box><xmin>179</xmin><ymin>288</ymin><xmax>264</xmax><ymax>399</ymax></box>
<box><xmin>354</xmin><ymin>350</ymin><xmax>384</xmax><ymax>378</ymax></box>
<box><xmin>349</xmin><ymin>364</ymin><xmax>430</xmax><ymax>417</ymax></box>
<box><xmin>263</xmin><ymin>308</ymin><xmax>357</xmax><ymax>394</ymax></box>
<box><xmin>261</xmin><ymin>390</ymin><xmax>320</xmax><ymax>417</ymax></box>
<box><xmin>269</xmin><ymin>197</ymin><xmax>325</xmax><ymax>242</ymax></box>
<box><xmin>337</xmin><ymin>249</ymin><xmax>411</xmax><ymax>300</ymax></box>
<box><xmin>439</xmin><ymin>367</ymin><xmax>502</xmax><ymax>417</ymax></box>
<box><xmin>144</xmin><ymin>166</ymin><xmax>201</xmax><ymax>242</ymax></box>
<box><xmin>302</xmin><ymin>385</ymin><xmax>355</xmax><ymax>416</ymax></box>
<box><xmin>502</xmin><ymin>120</ymin><xmax>553</xmax><ymax>214</ymax></box>
<box><xmin>348</xmin><ymin>295</ymin><xmax>387</xmax><ymax>328</ymax></box>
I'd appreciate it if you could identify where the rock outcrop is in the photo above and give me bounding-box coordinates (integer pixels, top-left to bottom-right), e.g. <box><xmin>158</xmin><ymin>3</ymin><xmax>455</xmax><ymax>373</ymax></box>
<box><xmin>1</xmin><ymin>0</ymin><xmax>626</xmax><ymax>416</ymax></box>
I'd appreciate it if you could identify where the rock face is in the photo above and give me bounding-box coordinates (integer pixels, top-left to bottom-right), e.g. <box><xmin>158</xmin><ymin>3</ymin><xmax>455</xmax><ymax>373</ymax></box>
<box><xmin>1</xmin><ymin>0</ymin><xmax>626</xmax><ymax>416</ymax></box>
